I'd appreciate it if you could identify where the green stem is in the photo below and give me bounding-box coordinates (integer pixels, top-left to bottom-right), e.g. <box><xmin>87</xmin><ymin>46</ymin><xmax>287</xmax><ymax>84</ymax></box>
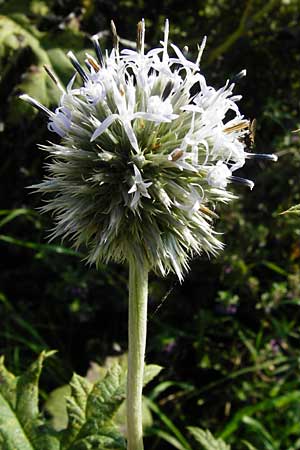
<box><xmin>127</xmin><ymin>258</ymin><xmax>148</xmax><ymax>450</ymax></box>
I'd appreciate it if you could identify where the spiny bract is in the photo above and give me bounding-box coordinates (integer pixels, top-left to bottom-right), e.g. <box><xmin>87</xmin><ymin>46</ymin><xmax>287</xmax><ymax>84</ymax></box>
<box><xmin>21</xmin><ymin>20</ymin><xmax>277</xmax><ymax>280</ymax></box>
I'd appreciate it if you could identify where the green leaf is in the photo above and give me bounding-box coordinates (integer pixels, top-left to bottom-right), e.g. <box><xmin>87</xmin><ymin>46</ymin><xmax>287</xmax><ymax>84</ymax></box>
<box><xmin>0</xmin><ymin>355</ymin><xmax>17</xmax><ymax>406</ymax></box>
<box><xmin>220</xmin><ymin>391</ymin><xmax>300</xmax><ymax>439</ymax></box>
<box><xmin>0</xmin><ymin>13</ymin><xmax>86</xmax><ymax>125</ymax></box>
<box><xmin>0</xmin><ymin>0</ymin><xmax>46</xmax><ymax>16</ymax></box>
<box><xmin>0</xmin><ymin>394</ymin><xmax>34</xmax><ymax>450</ymax></box>
<box><xmin>0</xmin><ymin>208</ymin><xmax>34</xmax><ymax>229</ymax></box>
<box><xmin>148</xmin><ymin>427</ymin><xmax>188</xmax><ymax>450</ymax></box>
<box><xmin>45</xmin><ymin>357</ymin><xmax>161</xmax><ymax>439</ymax></box>
<box><xmin>241</xmin><ymin>416</ymin><xmax>278</xmax><ymax>450</ymax></box>
<box><xmin>147</xmin><ymin>398</ymin><xmax>193</xmax><ymax>450</ymax></box>
<box><xmin>0</xmin><ymin>234</ymin><xmax>83</xmax><ymax>257</ymax></box>
<box><xmin>0</xmin><ymin>354</ymin><xmax>128</xmax><ymax>450</ymax></box>
<box><xmin>188</xmin><ymin>427</ymin><xmax>231</xmax><ymax>450</ymax></box>
<box><xmin>0</xmin><ymin>351</ymin><xmax>60</xmax><ymax>450</ymax></box>
<box><xmin>241</xmin><ymin>441</ymin><xmax>259</xmax><ymax>450</ymax></box>
<box><xmin>61</xmin><ymin>364</ymin><xmax>126</xmax><ymax>450</ymax></box>
<box><xmin>60</xmin><ymin>374</ymin><xmax>93</xmax><ymax>448</ymax></box>
<box><xmin>279</xmin><ymin>204</ymin><xmax>300</xmax><ymax>216</ymax></box>
<box><xmin>260</xmin><ymin>260</ymin><xmax>288</xmax><ymax>277</ymax></box>
<box><xmin>143</xmin><ymin>364</ymin><xmax>163</xmax><ymax>386</ymax></box>
<box><xmin>44</xmin><ymin>385</ymin><xmax>71</xmax><ymax>431</ymax></box>
<box><xmin>86</xmin><ymin>364</ymin><xmax>126</xmax><ymax>424</ymax></box>
<box><xmin>16</xmin><ymin>351</ymin><xmax>56</xmax><ymax>426</ymax></box>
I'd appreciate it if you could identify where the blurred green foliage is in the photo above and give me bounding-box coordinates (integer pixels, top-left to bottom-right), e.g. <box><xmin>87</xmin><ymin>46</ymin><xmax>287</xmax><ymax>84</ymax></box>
<box><xmin>1</xmin><ymin>0</ymin><xmax>300</xmax><ymax>449</ymax></box>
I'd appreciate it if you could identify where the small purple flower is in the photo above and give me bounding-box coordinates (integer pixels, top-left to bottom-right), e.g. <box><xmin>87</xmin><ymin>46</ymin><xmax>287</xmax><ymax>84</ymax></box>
<box><xmin>163</xmin><ymin>340</ymin><xmax>176</xmax><ymax>354</ymax></box>
<box><xmin>215</xmin><ymin>304</ymin><xmax>237</xmax><ymax>315</ymax></box>
<box><xmin>291</xmin><ymin>134</ymin><xmax>300</xmax><ymax>143</ymax></box>
<box><xmin>269</xmin><ymin>339</ymin><xmax>281</xmax><ymax>354</ymax></box>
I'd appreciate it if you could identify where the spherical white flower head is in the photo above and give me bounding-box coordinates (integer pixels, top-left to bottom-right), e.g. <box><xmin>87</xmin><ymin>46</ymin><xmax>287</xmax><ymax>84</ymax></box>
<box><xmin>20</xmin><ymin>20</ymin><xmax>277</xmax><ymax>280</ymax></box>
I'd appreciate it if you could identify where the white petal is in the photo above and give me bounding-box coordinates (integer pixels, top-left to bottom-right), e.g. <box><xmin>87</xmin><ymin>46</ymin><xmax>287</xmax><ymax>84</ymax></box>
<box><xmin>134</xmin><ymin>112</ymin><xmax>176</xmax><ymax>123</ymax></box>
<box><xmin>181</xmin><ymin>105</ymin><xmax>203</xmax><ymax>113</ymax></box>
<box><xmin>163</xmin><ymin>19</ymin><xmax>169</xmax><ymax>62</ymax></box>
<box><xmin>133</xmin><ymin>164</ymin><xmax>143</xmax><ymax>182</ymax></box>
<box><xmin>90</xmin><ymin>114</ymin><xmax>118</xmax><ymax>141</ymax></box>
<box><xmin>127</xmin><ymin>81</ymin><xmax>136</xmax><ymax>115</ymax></box>
<box><xmin>48</xmin><ymin>122</ymin><xmax>65</xmax><ymax>137</ymax></box>
<box><xmin>67</xmin><ymin>73</ymin><xmax>77</xmax><ymax>91</ymax></box>
<box><xmin>128</xmin><ymin>184</ymin><xmax>137</xmax><ymax>194</ymax></box>
<box><xmin>129</xmin><ymin>191</ymin><xmax>140</xmax><ymax>210</ymax></box>
<box><xmin>112</xmin><ymin>83</ymin><xmax>127</xmax><ymax>116</ymax></box>
<box><xmin>123</xmin><ymin>121</ymin><xmax>139</xmax><ymax>152</ymax></box>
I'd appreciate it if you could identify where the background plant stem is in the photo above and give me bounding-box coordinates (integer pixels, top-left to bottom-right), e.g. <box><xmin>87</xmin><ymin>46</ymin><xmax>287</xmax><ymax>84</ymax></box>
<box><xmin>127</xmin><ymin>258</ymin><xmax>148</xmax><ymax>450</ymax></box>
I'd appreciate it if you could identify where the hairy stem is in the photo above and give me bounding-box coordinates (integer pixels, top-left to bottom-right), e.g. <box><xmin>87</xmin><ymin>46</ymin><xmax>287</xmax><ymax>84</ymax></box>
<box><xmin>127</xmin><ymin>258</ymin><xmax>148</xmax><ymax>450</ymax></box>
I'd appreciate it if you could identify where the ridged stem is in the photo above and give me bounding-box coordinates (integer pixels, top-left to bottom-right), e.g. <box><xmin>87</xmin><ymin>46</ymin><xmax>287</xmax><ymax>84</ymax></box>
<box><xmin>127</xmin><ymin>258</ymin><xmax>148</xmax><ymax>450</ymax></box>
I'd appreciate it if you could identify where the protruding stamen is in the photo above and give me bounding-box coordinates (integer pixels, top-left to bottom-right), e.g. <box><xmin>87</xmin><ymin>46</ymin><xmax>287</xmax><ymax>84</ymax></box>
<box><xmin>85</xmin><ymin>53</ymin><xmax>100</xmax><ymax>72</ymax></box>
<box><xmin>119</xmin><ymin>84</ymin><xmax>125</xmax><ymax>96</ymax></box>
<box><xmin>67</xmin><ymin>51</ymin><xmax>89</xmax><ymax>82</ymax></box>
<box><xmin>229</xmin><ymin>175</ymin><xmax>254</xmax><ymax>190</ymax></box>
<box><xmin>19</xmin><ymin>94</ymin><xmax>52</xmax><ymax>117</ymax></box>
<box><xmin>168</xmin><ymin>149</ymin><xmax>183</xmax><ymax>162</ymax></box>
<box><xmin>245</xmin><ymin>153</ymin><xmax>278</xmax><ymax>162</ymax></box>
<box><xmin>43</xmin><ymin>65</ymin><xmax>65</xmax><ymax>93</ymax></box>
<box><xmin>162</xmin><ymin>81</ymin><xmax>173</xmax><ymax>100</ymax></box>
<box><xmin>195</xmin><ymin>36</ymin><xmax>207</xmax><ymax>67</ymax></box>
<box><xmin>91</xmin><ymin>35</ymin><xmax>104</xmax><ymax>66</ymax></box>
<box><xmin>223</xmin><ymin>121</ymin><xmax>249</xmax><ymax>134</ymax></box>
<box><xmin>230</xmin><ymin>69</ymin><xmax>247</xmax><ymax>84</ymax></box>
<box><xmin>85</xmin><ymin>59</ymin><xmax>92</xmax><ymax>71</ymax></box>
<box><xmin>199</xmin><ymin>204</ymin><xmax>219</xmax><ymax>219</ymax></box>
<box><xmin>163</xmin><ymin>19</ymin><xmax>169</xmax><ymax>62</ymax></box>
<box><xmin>111</xmin><ymin>20</ymin><xmax>119</xmax><ymax>54</ymax></box>
<box><xmin>137</xmin><ymin>19</ymin><xmax>145</xmax><ymax>54</ymax></box>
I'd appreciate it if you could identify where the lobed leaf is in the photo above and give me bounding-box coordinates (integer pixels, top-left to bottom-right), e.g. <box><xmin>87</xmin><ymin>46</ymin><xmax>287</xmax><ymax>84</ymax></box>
<box><xmin>188</xmin><ymin>427</ymin><xmax>231</xmax><ymax>450</ymax></box>
<box><xmin>0</xmin><ymin>351</ymin><xmax>59</xmax><ymax>450</ymax></box>
<box><xmin>62</xmin><ymin>364</ymin><xmax>126</xmax><ymax>450</ymax></box>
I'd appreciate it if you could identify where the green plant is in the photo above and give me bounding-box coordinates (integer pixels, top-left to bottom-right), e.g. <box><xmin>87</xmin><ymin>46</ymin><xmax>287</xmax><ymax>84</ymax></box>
<box><xmin>0</xmin><ymin>352</ymin><xmax>162</xmax><ymax>450</ymax></box>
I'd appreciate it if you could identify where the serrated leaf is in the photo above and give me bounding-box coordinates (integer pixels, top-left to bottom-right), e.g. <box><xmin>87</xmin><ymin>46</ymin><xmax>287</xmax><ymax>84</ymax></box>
<box><xmin>70</xmin><ymin>427</ymin><xmax>125</xmax><ymax>450</ymax></box>
<box><xmin>62</xmin><ymin>365</ymin><xmax>126</xmax><ymax>450</ymax></box>
<box><xmin>143</xmin><ymin>364</ymin><xmax>163</xmax><ymax>386</ymax></box>
<box><xmin>0</xmin><ymin>355</ymin><xmax>17</xmax><ymax>406</ymax></box>
<box><xmin>46</xmin><ymin>358</ymin><xmax>157</xmax><ymax>436</ymax></box>
<box><xmin>0</xmin><ymin>351</ymin><xmax>60</xmax><ymax>450</ymax></box>
<box><xmin>86</xmin><ymin>365</ymin><xmax>126</xmax><ymax>425</ymax></box>
<box><xmin>16</xmin><ymin>351</ymin><xmax>54</xmax><ymax>426</ymax></box>
<box><xmin>188</xmin><ymin>427</ymin><xmax>231</xmax><ymax>450</ymax></box>
<box><xmin>0</xmin><ymin>394</ymin><xmax>34</xmax><ymax>450</ymax></box>
<box><xmin>0</xmin><ymin>354</ymin><xmax>127</xmax><ymax>450</ymax></box>
<box><xmin>61</xmin><ymin>374</ymin><xmax>93</xmax><ymax>448</ymax></box>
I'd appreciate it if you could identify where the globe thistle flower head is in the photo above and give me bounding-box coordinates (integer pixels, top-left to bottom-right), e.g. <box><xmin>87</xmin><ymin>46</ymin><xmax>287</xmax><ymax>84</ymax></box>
<box><xmin>20</xmin><ymin>20</ymin><xmax>277</xmax><ymax>280</ymax></box>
